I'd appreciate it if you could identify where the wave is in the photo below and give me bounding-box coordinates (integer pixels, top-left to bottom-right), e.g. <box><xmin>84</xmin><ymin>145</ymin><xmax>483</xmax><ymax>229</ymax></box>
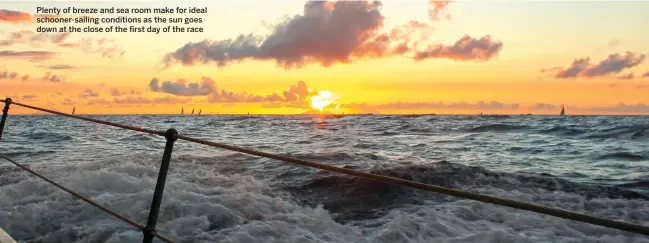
<box><xmin>597</xmin><ymin>152</ymin><xmax>647</xmax><ymax>161</ymax></box>
<box><xmin>468</xmin><ymin>124</ymin><xmax>529</xmax><ymax>132</ymax></box>
<box><xmin>1</xmin><ymin>150</ymin><xmax>57</xmax><ymax>158</ymax></box>
<box><xmin>4</xmin><ymin>115</ymin><xmax>649</xmax><ymax>242</ymax></box>
<box><xmin>631</xmin><ymin>126</ymin><xmax>649</xmax><ymax>140</ymax></box>
<box><xmin>583</xmin><ymin>125</ymin><xmax>649</xmax><ymax>140</ymax></box>
<box><xmin>118</xmin><ymin>133</ymin><xmax>157</xmax><ymax>141</ymax></box>
<box><xmin>285</xmin><ymin>161</ymin><xmax>649</xmax><ymax>223</ymax></box>
<box><xmin>539</xmin><ymin>125</ymin><xmax>588</xmax><ymax>136</ymax></box>
<box><xmin>25</xmin><ymin>132</ymin><xmax>73</xmax><ymax>142</ymax></box>
<box><xmin>373</xmin><ymin>130</ymin><xmax>400</xmax><ymax>136</ymax></box>
<box><xmin>618</xmin><ymin>180</ymin><xmax>649</xmax><ymax>189</ymax></box>
<box><xmin>537</xmin><ymin>124</ymin><xmax>649</xmax><ymax>140</ymax></box>
<box><xmin>205</xmin><ymin>116</ymin><xmax>258</xmax><ymax>126</ymax></box>
<box><xmin>477</xmin><ymin>115</ymin><xmax>512</xmax><ymax>119</ymax></box>
<box><xmin>1</xmin><ymin>154</ymin><xmax>649</xmax><ymax>242</ymax></box>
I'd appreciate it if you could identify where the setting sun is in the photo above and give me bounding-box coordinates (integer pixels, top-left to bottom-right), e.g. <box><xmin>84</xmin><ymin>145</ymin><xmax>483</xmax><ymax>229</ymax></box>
<box><xmin>311</xmin><ymin>91</ymin><xmax>333</xmax><ymax>111</ymax></box>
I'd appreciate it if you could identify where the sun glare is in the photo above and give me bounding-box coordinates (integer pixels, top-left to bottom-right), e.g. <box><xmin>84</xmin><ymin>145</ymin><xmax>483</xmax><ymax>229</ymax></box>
<box><xmin>311</xmin><ymin>91</ymin><xmax>333</xmax><ymax>111</ymax></box>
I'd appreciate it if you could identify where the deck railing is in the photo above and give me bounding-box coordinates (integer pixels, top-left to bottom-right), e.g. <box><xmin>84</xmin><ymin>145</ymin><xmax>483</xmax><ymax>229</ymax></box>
<box><xmin>0</xmin><ymin>97</ymin><xmax>648</xmax><ymax>242</ymax></box>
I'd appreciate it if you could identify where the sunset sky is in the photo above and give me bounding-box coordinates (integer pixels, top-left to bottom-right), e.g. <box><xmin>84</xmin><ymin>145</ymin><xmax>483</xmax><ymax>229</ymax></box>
<box><xmin>1</xmin><ymin>0</ymin><xmax>648</xmax><ymax>115</ymax></box>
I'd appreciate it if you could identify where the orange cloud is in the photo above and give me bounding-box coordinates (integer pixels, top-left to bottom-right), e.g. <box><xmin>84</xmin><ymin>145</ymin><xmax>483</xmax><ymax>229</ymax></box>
<box><xmin>148</xmin><ymin>77</ymin><xmax>321</xmax><ymax>109</ymax></box>
<box><xmin>112</xmin><ymin>96</ymin><xmax>191</xmax><ymax>105</ymax></box>
<box><xmin>528</xmin><ymin>103</ymin><xmax>558</xmax><ymax>111</ymax></box>
<box><xmin>581</xmin><ymin>103</ymin><xmax>649</xmax><ymax>113</ymax></box>
<box><xmin>342</xmin><ymin>101</ymin><xmax>520</xmax><ymax>112</ymax></box>
<box><xmin>617</xmin><ymin>73</ymin><xmax>634</xmax><ymax>80</ymax></box>
<box><xmin>0</xmin><ymin>70</ymin><xmax>26</xmax><ymax>80</ymax></box>
<box><xmin>21</xmin><ymin>94</ymin><xmax>39</xmax><ymax>101</ymax></box>
<box><xmin>428</xmin><ymin>0</ymin><xmax>453</xmax><ymax>21</ymax></box>
<box><xmin>413</xmin><ymin>35</ymin><xmax>502</xmax><ymax>61</ymax></box>
<box><xmin>642</xmin><ymin>71</ymin><xmax>649</xmax><ymax>78</ymax></box>
<box><xmin>539</xmin><ymin>66</ymin><xmax>562</xmax><ymax>73</ymax></box>
<box><xmin>0</xmin><ymin>50</ymin><xmax>57</xmax><ymax>61</ymax></box>
<box><xmin>150</xmin><ymin>76</ymin><xmax>314</xmax><ymax>100</ymax></box>
<box><xmin>0</xmin><ymin>69</ymin><xmax>66</xmax><ymax>82</ymax></box>
<box><xmin>110</xmin><ymin>88</ymin><xmax>140</xmax><ymax>96</ymax></box>
<box><xmin>78</xmin><ymin>89</ymin><xmax>98</xmax><ymax>98</ymax></box>
<box><xmin>0</xmin><ymin>31</ymin><xmax>125</xmax><ymax>59</ymax></box>
<box><xmin>0</xmin><ymin>9</ymin><xmax>89</xmax><ymax>25</ymax></box>
<box><xmin>207</xmin><ymin>80</ymin><xmax>314</xmax><ymax>106</ymax></box>
<box><xmin>149</xmin><ymin>77</ymin><xmax>217</xmax><ymax>96</ymax></box>
<box><xmin>41</xmin><ymin>72</ymin><xmax>65</xmax><ymax>83</ymax></box>
<box><xmin>0</xmin><ymin>9</ymin><xmax>32</xmax><ymax>24</ymax></box>
<box><xmin>61</xmin><ymin>98</ymin><xmax>74</xmax><ymax>106</ymax></box>
<box><xmin>547</xmin><ymin>52</ymin><xmax>646</xmax><ymax>79</ymax></box>
<box><xmin>82</xmin><ymin>96</ymin><xmax>191</xmax><ymax>106</ymax></box>
<box><xmin>37</xmin><ymin>64</ymin><xmax>77</xmax><ymax>70</ymax></box>
<box><xmin>1</xmin><ymin>68</ymin><xmax>66</xmax><ymax>82</ymax></box>
<box><xmin>164</xmin><ymin>0</ymin><xmax>502</xmax><ymax>69</ymax></box>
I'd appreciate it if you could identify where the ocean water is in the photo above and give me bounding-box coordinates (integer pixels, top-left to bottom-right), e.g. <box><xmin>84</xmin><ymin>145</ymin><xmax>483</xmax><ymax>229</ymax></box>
<box><xmin>0</xmin><ymin>114</ymin><xmax>648</xmax><ymax>243</ymax></box>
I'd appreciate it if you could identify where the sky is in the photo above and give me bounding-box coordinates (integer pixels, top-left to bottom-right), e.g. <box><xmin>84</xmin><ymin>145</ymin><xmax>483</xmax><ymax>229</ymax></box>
<box><xmin>1</xmin><ymin>0</ymin><xmax>648</xmax><ymax>115</ymax></box>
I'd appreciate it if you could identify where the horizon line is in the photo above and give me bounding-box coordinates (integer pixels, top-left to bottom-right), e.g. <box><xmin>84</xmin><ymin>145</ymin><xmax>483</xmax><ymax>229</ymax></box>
<box><xmin>8</xmin><ymin>113</ymin><xmax>649</xmax><ymax>117</ymax></box>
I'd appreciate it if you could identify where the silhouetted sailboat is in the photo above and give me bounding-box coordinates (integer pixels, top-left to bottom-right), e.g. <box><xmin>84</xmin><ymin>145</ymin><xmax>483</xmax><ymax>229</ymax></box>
<box><xmin>191</xmin><ymin>108</ymin><xmax>195</xmax><ymax>115</ymax></box>
<box><xmin>71</xmin><ymin>106</ymin><xmax>75</xmax><ymax>115</ymax></box>
<box><xmin>181</xmin><ymin>106</ymin><xmax>184</xmax><ymax>115</ymax></box>
<box><xmin>197</xmin><ymin>109</ymin><xmax>202</xmax><ymax>115</ymax></box>
<box><xmin>559</xmin><ymin>105</ymin><xmax>565</xmax><ymax>116</ymax></box>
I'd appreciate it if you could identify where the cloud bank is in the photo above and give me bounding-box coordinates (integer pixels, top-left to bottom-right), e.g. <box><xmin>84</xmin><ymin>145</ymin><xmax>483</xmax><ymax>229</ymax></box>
<box><xmin>582</xmin><ymin>103</ymin><xmax>649</xmax><ymax>113</ymax></box>
<box><xmin>149</xmin><ymin>77</ymin><xmax>320</xmax><ymax>108</ymax></box>
<box><xmin>1</xmin><ymin>69</ymin><xmax>64</xmax><ymax>82</ymax></box>
<box><xmin>0</xmin><ymin>70</ymin><xmax>28</xmax><ymax>80</ymax></box>
<box><xmin>163</xmin><ymin>1</ymin><xmax>502</xmax><ymax>69</ymax></box>
<box><xmin>548</xmin><ymin>52</ymin><xmax>645</xmax><ymax>79</ymax></box>
<box><xmin>149</xmin><ymin>77</ymin><xmax>216</xmax><ymax>96</ymax></box>
<box><xmin>529</xmin><ymin>103</ymin><xmax>558</xmax><ymax>110</ymax></box>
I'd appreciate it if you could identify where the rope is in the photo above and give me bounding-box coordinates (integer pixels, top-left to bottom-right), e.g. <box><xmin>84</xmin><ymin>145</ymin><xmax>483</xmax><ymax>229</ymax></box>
<box><xmin>3</xmin><ymin>100</ymin><xmax>649</xmax><ymax>237</ymax></box>
<box><xmin>0</xmin><ymin>154</ymin><xmax>175</xmax><ymax>243</ymax></box>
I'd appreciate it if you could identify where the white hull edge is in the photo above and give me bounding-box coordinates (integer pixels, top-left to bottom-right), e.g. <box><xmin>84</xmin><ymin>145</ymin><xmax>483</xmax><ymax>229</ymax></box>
<box><xmin>0</xmin><ymin>228</ymin><xmax>16</xmax><ymax>243</ymax></box>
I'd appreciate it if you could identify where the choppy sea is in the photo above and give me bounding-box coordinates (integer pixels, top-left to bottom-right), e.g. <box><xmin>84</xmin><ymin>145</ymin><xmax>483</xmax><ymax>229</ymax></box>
<box><xmin>1</xmin><ymin>114</ymin><xmax>649</xmax><ymax>242</ymax></box>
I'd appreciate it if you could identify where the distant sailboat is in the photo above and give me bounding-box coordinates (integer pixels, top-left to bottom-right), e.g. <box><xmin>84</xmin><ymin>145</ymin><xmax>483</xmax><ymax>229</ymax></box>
<box><xmin>71</xmin><ymin>106</ymin><xmax>76</xmax><ymax>115</ymax></box>
<box><xmin>559</xmin><ymin>105</ymin><xmax>565</xmax><ymax>116</ymax></box>
<box><xmin>191</xmin><ymin>108</ymin><xmax>195</xmax><ymax>115</ymax></box>
<box><xmin>197</xmin><ymin>109</ymin><xmax>202</xmax><ymax>115</ymax></box>
<box><xmin>181</xmin><ymin>106</ymin><xmax>184</xmax><ymax>115</ymax></box>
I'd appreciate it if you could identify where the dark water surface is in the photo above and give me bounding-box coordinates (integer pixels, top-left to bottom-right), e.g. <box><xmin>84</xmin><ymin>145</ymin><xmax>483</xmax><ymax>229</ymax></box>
<box><xmin>1</xmin><ymin>115</ymin><xmax>648</xmax><ymax>242</ymax></box>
